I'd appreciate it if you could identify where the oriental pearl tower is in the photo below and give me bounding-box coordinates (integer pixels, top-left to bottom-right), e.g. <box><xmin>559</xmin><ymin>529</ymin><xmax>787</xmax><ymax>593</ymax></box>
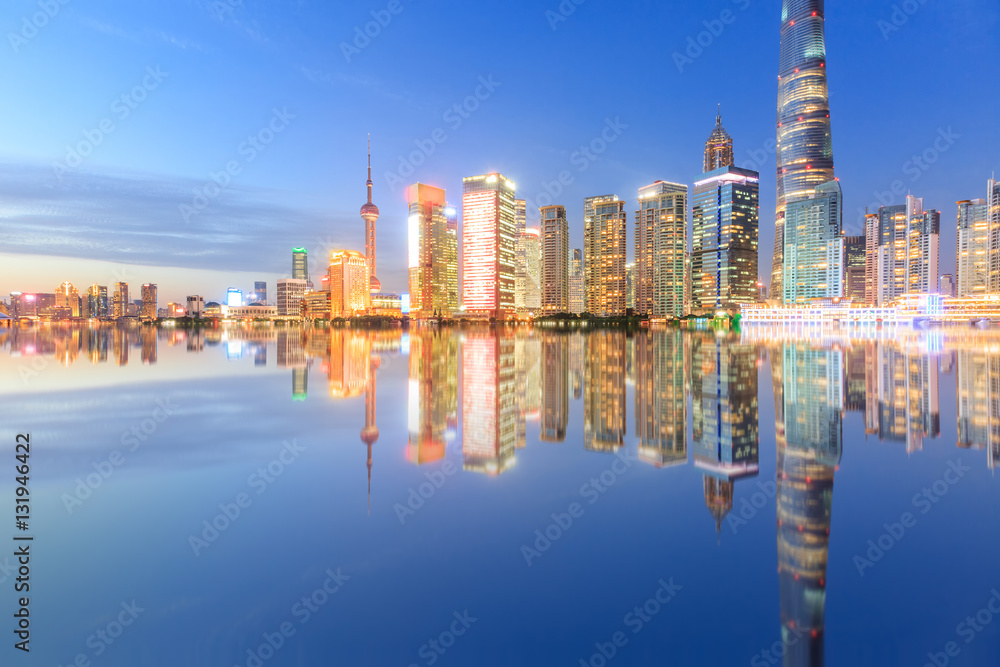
<box><xmin>361</xmin><ymin>135</ymin><xmax>381</xmax><ymax>295</ymax></box>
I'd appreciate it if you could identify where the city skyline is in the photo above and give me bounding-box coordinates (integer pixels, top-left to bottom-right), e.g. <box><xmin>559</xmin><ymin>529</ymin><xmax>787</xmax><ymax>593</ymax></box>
<box><xmin>1</xmin><ymin>0</ymin><xmax>996</xmax><ymax>301</ymax></box>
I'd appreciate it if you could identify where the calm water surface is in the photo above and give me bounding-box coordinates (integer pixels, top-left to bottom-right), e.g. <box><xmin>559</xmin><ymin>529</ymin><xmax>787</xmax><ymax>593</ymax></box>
<box><xmin>1</xmin><ymin>324</ymin><xmax>998</xmax><ymax>666</ymax></box>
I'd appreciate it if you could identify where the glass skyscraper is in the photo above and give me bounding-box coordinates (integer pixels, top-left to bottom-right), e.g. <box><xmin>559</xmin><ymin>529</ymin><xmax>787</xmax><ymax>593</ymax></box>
<box><xmin>691</xmin><ymin>166</ymin><xmax>760</xmax><ymax>313</ymax></box>
<box><xmin>782</xmin><ymin>180</ymin><xmax>843</xmax><ymax>305</ymax></box>
<box><xmin>407</xmin><ymin>183</ymin><xmax>458</xmax><ymax>318</ymax></box>
<box><xmin>462</xmin><ymin>173</ymin><xmax>517</xmax><ymax>318</ymax></box>
<box><xmin>772</xmin><ymin>0</ymin><xmax>836</xmax><ymax>299</ymax></box>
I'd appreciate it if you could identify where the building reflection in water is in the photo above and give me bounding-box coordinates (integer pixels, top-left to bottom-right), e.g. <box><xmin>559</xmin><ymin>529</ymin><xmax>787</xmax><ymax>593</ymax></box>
<box><xmin>407</xmin><ymin>330</ymin><xmax>458</xmax><ymax>465</ymax></box>
<box><xmin>772</xmin><ymin>341</ymin><xmax>843</xmax><ymax>667</ymax></box>
<box><xmin>462</xmin><ymin>333</ymin><xmax>516</xmax><ymax>475</ymax></box>
<box><xmin>515</xmin><ymin>335</ymin><xmax>541</xmax><ymax>448</ymax></box>
<box><xmin>585</xmin><ymin>330</ymin><xmax>627</xmax><ymax>453</ymax></box>
<box><xmin>634</xmin><ymin>330</ymin><xmax>687</xmax><ymax>467</ymax></box>
<box><xmin>540</xmin><ymin>333</ymin><xmax>568</xmax><ymax>442</ymax></box>
<box><xmin>691</xmin><ymin>332</ymin><xmax>759</xmax><ymax>533</ymax></box>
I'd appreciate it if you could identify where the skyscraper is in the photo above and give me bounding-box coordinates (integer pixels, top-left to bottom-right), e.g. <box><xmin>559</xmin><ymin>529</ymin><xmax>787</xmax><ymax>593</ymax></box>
<box><xmin>141</xmin><ymin>284</ymin><xmax>157</xmax><ymax>319</ymax></box>
<box><xmin>292</xmin><ymin>248</ymin><xmax>309</xmax><ymax>282</ymax></box>
<box><xmin>515</xmin><ymin>228</ymin><xmax>541</xmax><ymax>313</ymax></box>
<box><xmin>957</xmin><ymin>198</ymin><xmax>989</xmax><ymax>297</ymax></box>
<box><xmin>277</xmin><ymin>279</ymin><xmax>307</xmax><ymax>316</ymax></box>
<box><xmin>703</xmin><ymin>106</ymin><xmax>734</xmax><ymax>173</ymax></box>
<box><xmin>864</xmin><ymin>213</ymin><xmax>879</xmax><ymax>306</ymax></box>
<box><xmin>584</xmin><ymin>195</ymin><xmax>627</xmax><ymax>317</ymax></box>
<box><xmin>462</xmin><ymin>173</ymin><xmax>517</xmax><ymax>319</ymax></box>
<box><xmin>55</xmin><ymin>282</ymin><xmax>80</xmax><ymax>317</ymax></box>
<box><xmin>635</xmin><ymin>181</ymin><xmax>688</xmax><ymax>318</ymax></box>
<box><xmin>691</xmin><ymin>167</ymin><xmax>759</xmax><ymax>313</ymax></box>
<box><xmin>87</xmin><ymin>284</ymin><xmax>108</xmax><ymax>319</ymax></box>
<box><xmin>113</xmin><ymin>282</ymin><xmax>128</xmax><ymax>319</ymax></box>
<box><xmin>541</xmin><ymin>205</ymin><xmax>569</xmax><ymax>313</ymax></box>
<box><xmin>361</xmin><ymin>137</ymin><xmax>381</xmax><ymax>295</ymax></box>
<box><xmin>407</xmin><ymin>183</ymin><xmax>459</xmax><ymax>318</ymax></box>
<box><xmin>515</xmin><ymin>199</ymin><xmax>526</xmax><ymax>236</ymax></box>
<box><xmin>329</xmin><ymin>250</ymin><xmax>371</xmax><ymax>316</ymax></box>
<box><xmin>782</xmin><ymin>180</ymin><xmax>844</xmax><ymax>304</ymax></box>
<box><xmin>843</xmin><ymin>235</ymin><xmax>866</xmax><ymax>301</ymax></box>
<box><xmin>253</xmin><ymin>281</ymin><xmax>267</xmax><ymax>304</ymax></box>
<box><xmin>876</xmin><ymin>195</ymin><xmax>940</xmax><ymax>304</ymax></box>
<box><xmin>990</xmin><ymin>178</ymin><xmax>1000</xmax><ymax>292</ymax></box>
<box><xmin>569</xmin><ymin>248</ymin><xmax>584</xmax><ymax>314</ymax></box>
<box><xmin>772</xmin><ymin>0</ymin><xmax>836</xmax><ymax>299</ymax></box>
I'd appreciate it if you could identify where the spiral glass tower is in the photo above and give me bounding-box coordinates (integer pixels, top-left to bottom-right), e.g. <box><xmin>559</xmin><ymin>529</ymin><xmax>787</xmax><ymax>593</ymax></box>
<box><xmin>771</xmin><ymin>0</ymin><xmax>835</xmax><ymax>299</ymax></box>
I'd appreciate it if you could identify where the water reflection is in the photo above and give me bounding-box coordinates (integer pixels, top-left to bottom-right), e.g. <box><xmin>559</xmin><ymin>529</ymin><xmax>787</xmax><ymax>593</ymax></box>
<box><xmin>3</xmin><ymin>323</ymin><xmax>1000</xmax><ymax>665</ymax></box>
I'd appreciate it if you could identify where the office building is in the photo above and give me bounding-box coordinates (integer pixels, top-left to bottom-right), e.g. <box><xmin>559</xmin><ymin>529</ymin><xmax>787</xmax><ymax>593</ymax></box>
<box><xmin>703</xmin><ymin>106</ymin><xmax>734</xmax><ymax>172</ymax></box>
<box><xmin>276</xmin><ymin>280</ymin><xmax>307</xmax><ymax>317</ymax></box>
<box><xmin>876</xmin><ymin>195</ymin><xmax>940</xmax><ymax>304</ymax></box>
<box><xmin>141</xmin><ymin>284</ymin><xmax>157</xmax><ymax>319</ymax></box>
<box><xmin>462</xmin><ymin>173</ymin><xmax>517</xmax><ymax>318</ymax></box>
<box><xmin>186</xmin><ymin>295</ymin><xmax>204</xmax><ymax>318</ymax></box>
<box><xmin>957</xmin><ymin>198</ymin><xmax>989</xmax><ymax>297</ymax></box>
<box><xmin>515</xmin><ymin>228</ymin><xmax>541</xmax><ymax>313</ymax></box>
<box><xmin>865</xmin><ymin>212</ymin><xmax>879</xmax><ymax>305</ymax></box>
<box><xmin>541</xmin><ymin>205</ymin><xmax>569</xmax><ymax>313</ymax></box>
<box><xmin>635</xmin><ymin>181</ymin><xmax>688</xmax><ymax>317</ymax></box>
<box><xmin>253</xmin><ymin>281</ymin><xmax>267</xmax><ymax>305</ymax></box>
<box><xmin>87</xmin><ymin>284</ymin><xmax>108</xmax><ymax>319</ymax></box>
<box><xmin>782</xmin><ymin>180</ymin><xmax>844</xmax><ymax>304</ymax></box>
<box><xmin>329</xmin><ymin>249</ymin><xmax>371</xmax><ymax>317</ymax></box>
<box><xmin>407</xmin><ymin>183</ymin><xmax>459</xmax><ymax>318</ymax></box>
<box><xmin>939</xmin><ymin>274</ymin><xmax>955</xmax><ymax>297</ymax></box>
<box><xmin>55</xmin><ymin>282</ymin><xmax>80</xmax><ymax>317</ymax></box>
<box><xmin>113</xmin><ymin>282</ymin><xmax>129</xmax><ymax>318</ymax></box>
<box><xmin>569</xmin><ymin>248</ymin><xmax>584</xmax><ymax>314</ymax></box>
<box><xmin>990</xmin><ymin>178</ymin><xmax>1000</xmax><ymax>292</ymax></box>
<box><xmin>691</xmin><ymin>167</ymin><xmax>759</xmax><ymax>312</ymax></box>
<box><xmin>226</xmin><ymin>288</ymin><xmax>242</xmax><ymax>308</ymax></box>
<box><xmin>772</xmin><ymin>0</ymin><xmax>837</xmax><ymax>299</ymax></box>
<box><xmin>844</xmin><ymin>235</ymin><xmax>866</xmax><ymax>301</ymax></box>
<box><xmin>584</xmin><ymin>195</ymin><xmax>627</xmax><ymax>317</ymax></box>
<box><xmin>292</xmin><ymin>247</ymin><xmax>309</xmax><ymax>283</ymax></box>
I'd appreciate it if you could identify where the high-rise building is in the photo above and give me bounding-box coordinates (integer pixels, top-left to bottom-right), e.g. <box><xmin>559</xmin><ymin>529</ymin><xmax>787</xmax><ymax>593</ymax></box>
<box><xmin>515</xmin><ymin>199</ymin><xmax>526</xmax><ymax>236</ymax></box>
<box><xmin>569</xmin><ymin>248</ymin><xmax>584</xmax><ymax>314</ymax></box>
<box><xmin>87</xmin><ymin>284</ymin><xmax>108</xmax><ymax>319</ymax></box>
<box><xmin>989</xmin><ymin>178</ymin><xmax>1000</xmax><ymax>292</ymax></box>
<box><xmin>444</xmin><ymin>204</ymin><xmax>459</xmax><ymax>314</ymax></box>
<box><xmin>407</xmin><ymin>183</ymin><xmax>459</xmax><ymax>318</ymax></box>
<box><xmin>462</xmin><ymin>173</ymin><xmax>517</xmax><ymax>318</ymax></box>
<box><xmin>864</xmin><ymin>212</ymin><xmax>879</xmax><ymax>306</ymax></box>
<box><xmin>186</xmin><ymin>295</ymin><xmax>204</xmax><ymax>318</ymax></box>
<box><xmin>253</xmin><ymin>281</ymin><xmax>267</xmax><ymax>305</ymax></box>
<box><xmin>843</xmin><ymin>235</ymin><xmax>866</xmax><ymax>301</ymax></box>
<box><xmin>227</xmin><ymin>288</ymin><xmax>242</xmax><ymax>308</ymax></box>
<box><xmin>329</xmin><ymin>250</ymin><xmax>371</xmax><ymax>317</ymax></box>
<box><xmin>691</xmin><ymin>167</ymin><xmax>759</xmax><ymax>312</ymax></box>
<box><xmin>55</xmin><ymin>282</ymin><xmax>80</xmax><ymax>317</ymax></box>
<box><xmin>703</xmin><ymin>106</ymin><xmax>734</xmax><ymax>173</ymax></box>
<box><xmin>361</xmin><ymin>137</ymin><xmax>381</xmax><ymax>295</ymax></box>
<box><xmin>957</xmin><ymin>198</ymin><xmax>989</xmax><ymax>297</ymax></box>
<box><xmin>876</xmin><ymin>195</ymin><xmax>940</xmax><ymax>304</ymax></box>
<box><xmin>939</xmin><ymin>274</ymin><xmax>955</xmax><ymax>298</ymax></box>
<box><xmin>113</xmin><ymin>282</ymin><xmax>129</xmax><ymax>318</ymax></box>
<box><xmin>625</xmin><ymin>262</ymin><xmax>635</xmax><ymax>311</ymax></box>
<box><xmin>584</xmin><ymin>195</ymin><xmax>627</xmax><ymax>317</ymax></box>
<box><xmin>276</xmin><ymin>280</ymin><xmax>307</xmax><ymax>316</ymax></box>
<box><xmin>515</xmin><ymin>228</ymin><xmax>541</xmax><ymax>313</ymax></box>
<box><xmin>540</xmin><ymin>205</ymin><xmax>569</xmax><ymax>313</ymax></box>
<box><xmin>635</xmin><ymin>181</ymin><xmax>688</xmax><ymax>318</ymax></box>
<box><xmin>292</xmin><ymin>247</ymin><xmax>309</xmax><ymax>282</ymax></box>
<box><xmin>141</xmin><ymin>284</ymin><xmax>157</xmax><ymax>319</ymax></box>
<box><xmin>782</xmin><ymin>180</ymin><xmax>844</xmax><ymax>304</ymax></box>
<box><xmin>772</xmin><ymin>0</ymin><xmax>837</xmax><ymax>299</ymax></box>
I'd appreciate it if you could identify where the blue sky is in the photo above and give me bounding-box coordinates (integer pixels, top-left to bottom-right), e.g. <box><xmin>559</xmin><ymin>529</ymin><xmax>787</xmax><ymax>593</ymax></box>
<box><xmin>0</xmin><ymin>0</ymin><xmax>997</xmax><ymax>303</ymax></box>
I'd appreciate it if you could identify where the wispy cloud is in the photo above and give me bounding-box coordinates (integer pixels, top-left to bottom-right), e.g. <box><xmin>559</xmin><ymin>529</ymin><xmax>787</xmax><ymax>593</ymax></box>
<box><xmin>79</xmin><ymin>17</ymin><xmax>207</xmax><ymax>52</ymax></box>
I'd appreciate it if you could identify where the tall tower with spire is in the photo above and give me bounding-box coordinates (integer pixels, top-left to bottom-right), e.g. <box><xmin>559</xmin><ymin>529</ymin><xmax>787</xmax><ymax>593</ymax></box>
<box><xmin>703</xmin><ymin>105</ymin><xmax>734</xmax><ymax>173</ymax></box>
<box><xmin>361</xmin><ymin>135</ymin><xmax>382</xmax><ymax>295</ymax></box>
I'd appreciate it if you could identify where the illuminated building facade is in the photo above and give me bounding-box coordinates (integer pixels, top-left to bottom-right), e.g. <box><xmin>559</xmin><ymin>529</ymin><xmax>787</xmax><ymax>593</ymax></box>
<box><xmin>843</xmin><ymin>235</ymin><xmax>866</xmax><ymax>302</ymax></box>
<box><xmin>583</xmin><ymin>195</ymin><xmax>627</xmax><ymax>317</ymax></box>
<box><xmin>877</xmin><ymin>196</ymin><xmax>940</xmax><ymax>304</ymax></box>
<box><xmin>87</xmin><ymin>284</ymin><xmax>108</xmax><ymax>319</ymax></box>
<box><xmin>782</xmin><ymin>180</ymin><xmax>844</xmax><ymax>304</ymax></box>
<box><xmin>54</xmin><ymin>282</ymin><xmax>80</xmax><ymax>317</ymax></box>
<box><xmin>462</xmin><ymin>334</ymin><xmax>516</xmax><ymax>474</ymax></box>
<box><xmin>634</xmin><ymin>182</ymin><xmax>687</xmax><ymax>317</ymax></box>
<box><xmin>407</xmin><ymin>183</ymin><xmax>458</xmax><ymax>318</ymax></box>
<box><xmin>584</xmin><ymin>330</ymin><xmax>626</xmax><ymax>452</ymax></box>
<box><xmin>462</xmin><ymin>173</ymin><xmax>517</xmax><ymax>318</ymax></box>
<box><xmin>990</xmin><ymin>178</ymin><xmax>1000</xmax><ymax>292</ymax></box>
<box><xmin>277</xmin><ymin>279</ymin><xmax>307</xmax><ymax>317</ymax></box>
<box><xmin>541</xmin><ymin>205</ymin><xmax>569</xmax><ymax>313</ymax></box>
<box><xmin>772</xmin><ymin>0</ymin><xmax>837</xmax><ymax>302</ymax></box>
<box><xmin>141</xmin><ymin>283</ymin><xmax>157</xmax><ymax>319</ymax></box>
<box><xmin>634</xmin><ymin>330</ymin><xmax>686</xmax><ymax>467</ymax></box>
<box><xmin>957</xmin><ymin>198</ymin><xmax>989</xmax><ymax>297</ymax></box>
<box><xmin>864</xmin><ymin>212</ymin><xmax>879</xmax><ymax>306</ymax></box>
<box><xmin>569</xmin><ymin>248</ymin><xmax>584</xmax><ymax>314</ymax></box>
<box><xmin>957</xmin><ymin>350</ymin><xmax>1000</xmax><ymax>461</ymax></box>
<box><xmin>875</xmin><ymin>344</ymin><xmax>940</xmax><ymax>453</ymax></box>
<box><xmin>940</xmin><ymin>274</ymin><xmax>955</xmax><ymax>297</ymax></box>
<box><xmin>329</xmin><ymin>250</ymin><xmax>371</xmax><ymax>317</ymax></box>
<box><xmin>292</xmin><ymin>247</ymin><xmax>309</xmax><ymax>282</ymax></box>
<box><xmin>113</xmin><ymin>282</ymin><xmax>129</xmax><ymax>318</ymax></box>
<box><xmin>515</xmin><ymin>228</ymin><xmax>541</xmax><ymax>313</ymax></box>
<box><xmin>691</xmin><ymin>167</ymin><xmax>759</xmax><ymax>312</ymax></box>
<box><xmin>703</xmin><ymin>107</ymin><xmax>734</xmax><ymax>173</ymax></box>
